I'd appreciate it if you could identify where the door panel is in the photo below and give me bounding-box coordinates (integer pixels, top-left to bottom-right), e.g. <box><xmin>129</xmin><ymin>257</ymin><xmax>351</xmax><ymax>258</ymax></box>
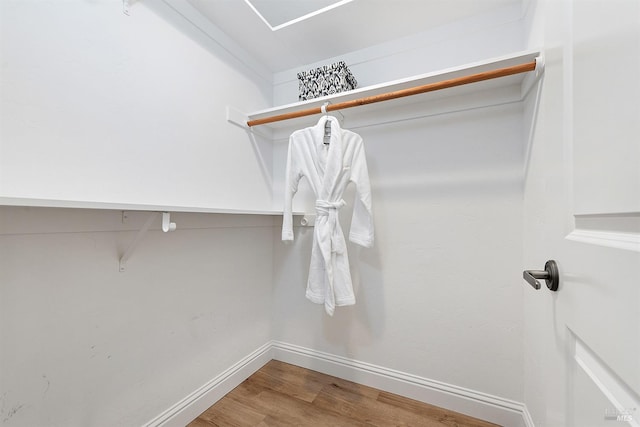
<box><xmin>524</xmin><ymin>1</ymin><xmax>640</xmax><ymax>426</ymax></box>
<box><xmin>572</xmin><ymin>0</ymin><xmax>640</xmax><ymax>214</ymax></box>
<box><xmin>565</xmin><ymin>0</ymin><xmax>640</xmax><ymax>394</ymax></box>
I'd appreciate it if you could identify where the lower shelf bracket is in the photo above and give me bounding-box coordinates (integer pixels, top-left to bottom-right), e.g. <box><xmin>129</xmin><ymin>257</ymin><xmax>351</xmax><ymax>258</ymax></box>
<box><xmin>119</xmin><ymin>212</ymin><xmax>176</xmax><ymax>272</ymax></box>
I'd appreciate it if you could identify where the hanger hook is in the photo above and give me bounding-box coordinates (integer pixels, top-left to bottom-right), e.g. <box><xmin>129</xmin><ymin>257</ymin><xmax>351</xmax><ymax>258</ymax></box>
<box><xmin>162</xmin><ymin>212</ymin><xmax>176</xmax><ymax>232</ymax></box>
<box><xmin>321</xmin><ymin>102</ymin><xmax>329</xmax><ymax>116</ymax></box>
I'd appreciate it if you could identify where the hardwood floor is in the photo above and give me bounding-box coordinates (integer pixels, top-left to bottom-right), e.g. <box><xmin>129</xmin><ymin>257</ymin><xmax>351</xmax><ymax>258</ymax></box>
<box><xmin>188</xmin><ymin>360</ymin><xmax>501</xmax><ymax>427</ymax></box>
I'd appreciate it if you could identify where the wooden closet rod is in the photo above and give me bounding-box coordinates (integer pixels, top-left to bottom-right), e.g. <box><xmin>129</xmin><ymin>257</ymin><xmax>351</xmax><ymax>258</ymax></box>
<box><xmin>247</xmin><ymin>60</ymin><xmax>537</xmax><ymax>127</ymax></box>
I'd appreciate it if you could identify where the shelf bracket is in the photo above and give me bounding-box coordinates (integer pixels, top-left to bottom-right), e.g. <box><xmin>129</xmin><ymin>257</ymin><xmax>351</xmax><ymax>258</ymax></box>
<box><xmin>118</xmin><ymin>212</ymin><xmax>159</xmax><ymax>272</ymax></box>
<box><xmin>118</xmin><ymin>212</ymin><xmax>178</xmax><ymax>271</ymax></box>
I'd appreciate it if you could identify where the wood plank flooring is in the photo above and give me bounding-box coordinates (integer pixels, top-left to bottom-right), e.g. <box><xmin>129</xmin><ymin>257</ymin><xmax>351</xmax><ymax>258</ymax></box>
<box><xmin>188</xmin><ymin>360</ymin><xmax>501</xmax><ymax>427</ymax></box>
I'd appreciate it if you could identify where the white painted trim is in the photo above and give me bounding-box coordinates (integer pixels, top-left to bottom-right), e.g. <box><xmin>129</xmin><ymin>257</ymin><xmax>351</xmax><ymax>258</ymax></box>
<box><xmin>271</xmin><ymin>341</ymin><xmax>532</xmax><ymax>427</ymax></box>
<box><xmin>566</xmin><ymin>229</ymin><xmax>640</xmax><ymax>253</ymax></box>
<box><xmin>143</xmin><ymin>341</ymin><xmax>534</xmax><ymax>427</ymax></box>
<box><xmin>143</xmin><ymin>342</ymin><xmax>273</xmax><ymax>427</ymax></box>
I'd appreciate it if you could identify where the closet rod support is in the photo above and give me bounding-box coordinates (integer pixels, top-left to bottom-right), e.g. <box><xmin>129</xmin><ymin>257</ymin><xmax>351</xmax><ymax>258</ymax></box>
<box><xmin>521</xmin><ymin>54</ymin><xmax>545</xmax><ymax>99</ymax></box>
<box><xmin>119</xmin><ymin>212</ymin><xmax>159</xmax><ymax>272</ymax></box>
<box><xmin>535</xmin><ymin>54</ymin><xmax>545</xmax><ymax>77</ymax></box>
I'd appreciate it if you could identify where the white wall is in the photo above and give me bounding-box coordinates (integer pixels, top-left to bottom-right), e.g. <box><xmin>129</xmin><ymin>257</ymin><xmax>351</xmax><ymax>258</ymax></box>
<box><xmin>0</xmin><ymin>0</ymin><xmax>273</xmax><ymax>211</ymax></box>
<box><xmin>270</xmin><ymin>3</ymin><xmax>528</xmax><ymax>404</ymax></box>
<box><xmin>0</xmin><ymin>1</ymin><xmax>277</xmax><ymax>426</ymax></box>
<box><xmin>272</xmin><ymin>103</ymin><xmax>525</xmax><ymax>402</ymax></box>
<box><xmin>0</xmin><ymin>208</ymin><xmax>275</xmax><ymax>426</ymax></box>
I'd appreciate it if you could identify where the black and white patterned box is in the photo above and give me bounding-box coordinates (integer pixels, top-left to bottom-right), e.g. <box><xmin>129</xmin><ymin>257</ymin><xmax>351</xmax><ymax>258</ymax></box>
<box><xmin>297</xmin><ymin>61</ymin><xmax>358</xmax><ymax>101</ymax></box>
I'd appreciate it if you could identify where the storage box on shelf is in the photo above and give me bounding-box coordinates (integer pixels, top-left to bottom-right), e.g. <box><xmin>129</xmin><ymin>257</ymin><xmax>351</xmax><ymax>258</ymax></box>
<box><xmin>298</xmin><ymin>61</ymin><xmax>358</xmax><ymax>101</ymax></box>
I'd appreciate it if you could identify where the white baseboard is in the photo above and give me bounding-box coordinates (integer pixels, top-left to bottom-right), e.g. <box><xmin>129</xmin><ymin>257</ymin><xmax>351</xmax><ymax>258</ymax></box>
<box><xmin>272</xmin><ymin>341</ymin><xmax>533</xmax><ymax>427</ymax></box>
<box><xmin>145</xmin><ymin>340</ymin><xmax>534</xmax><ymax>427</ymax></box>
<box><xmin>143</xmin><ymin>342</ymin><xmax>273</xmax><ymax>427</ymax></box>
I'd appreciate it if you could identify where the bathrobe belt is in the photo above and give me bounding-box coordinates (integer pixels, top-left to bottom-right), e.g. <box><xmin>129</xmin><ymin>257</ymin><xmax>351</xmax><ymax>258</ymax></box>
<box><xmin>315</xmin><ymin>199</ymin><xmax>347</xmax><ymax>255</ymax></box>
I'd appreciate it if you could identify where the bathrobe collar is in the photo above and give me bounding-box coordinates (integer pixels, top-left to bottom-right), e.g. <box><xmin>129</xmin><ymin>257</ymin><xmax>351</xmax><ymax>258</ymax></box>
<box><xmin>315</xmin><ymin>115</ymin><xmax>343</xmax><ymax>201</ymax></box>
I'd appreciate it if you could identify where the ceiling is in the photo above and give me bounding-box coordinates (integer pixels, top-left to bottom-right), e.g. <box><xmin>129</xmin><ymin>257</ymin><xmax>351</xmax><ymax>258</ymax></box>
<box><xmin>186</xmin><ymin>0</ymin><xmax>522</xmax><ymax>73</ymax></box>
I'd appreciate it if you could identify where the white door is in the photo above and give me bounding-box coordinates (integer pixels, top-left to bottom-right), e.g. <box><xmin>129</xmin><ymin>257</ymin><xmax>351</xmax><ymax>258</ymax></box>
<box><xmin>523</xmin><ymin>0</ymin><xmax>639</xmax><ymax>426</ymax></box>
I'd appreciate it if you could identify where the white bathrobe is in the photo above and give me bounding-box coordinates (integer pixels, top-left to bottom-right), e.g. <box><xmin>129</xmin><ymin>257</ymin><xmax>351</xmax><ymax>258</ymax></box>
<box><xmin>282</xmin><ymin>116</ymin><xmax>374</xmax><ymax>316</ymax></box>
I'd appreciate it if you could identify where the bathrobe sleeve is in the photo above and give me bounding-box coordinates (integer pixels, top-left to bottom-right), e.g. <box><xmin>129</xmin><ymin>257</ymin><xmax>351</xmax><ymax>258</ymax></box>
<box><xmin>282</xmin><ymin>136</ymin><xmax>303</xmax><ymax>241</ymax></box>
<box><xmin>348</xmin><ymin>141</ymin><xmax>374</xmax><ymax>248</ymax></box>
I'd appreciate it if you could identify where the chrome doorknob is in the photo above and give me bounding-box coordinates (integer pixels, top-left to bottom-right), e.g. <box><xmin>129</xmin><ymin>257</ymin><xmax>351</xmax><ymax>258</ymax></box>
<box><xmin>523</xmin><ymin>260</ymin><xmax>559</xmax><ymax>291</ymax></box>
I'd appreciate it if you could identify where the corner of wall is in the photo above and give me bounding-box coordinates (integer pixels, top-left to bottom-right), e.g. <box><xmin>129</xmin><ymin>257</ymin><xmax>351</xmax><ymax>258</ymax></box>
<box><xmin>144</xmin><ymin>341</ymin><xmax>537</xmax><ymax>427</ymax></box>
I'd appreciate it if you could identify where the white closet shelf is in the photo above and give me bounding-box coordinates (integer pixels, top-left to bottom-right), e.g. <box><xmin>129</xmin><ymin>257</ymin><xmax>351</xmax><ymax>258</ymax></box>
<box><xmin>229</xmin><ymin>50</ymin><xmax>542</xmax><ymax>133</ymax></box>
<box><xmin>0</xmin><ymin>197</ymin><xmax>297</xmax><ymax>216</ymax></box>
